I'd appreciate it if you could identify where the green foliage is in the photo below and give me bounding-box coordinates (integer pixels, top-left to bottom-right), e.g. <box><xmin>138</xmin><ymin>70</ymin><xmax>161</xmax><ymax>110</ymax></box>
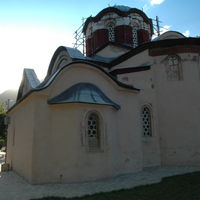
<box><xmin>0</xmin><ymin>102</ymin><xmax>6</xmax><ymax>114</ymax></box>
<box><xmin>0</xmin><ymin>102</ymin><xmax>7</xmax><ymax>144</ymax></box>
<box><xmin>31</xmin><ymin>171</ymin><xmax>200</xmax><ymax>200</ymax></box>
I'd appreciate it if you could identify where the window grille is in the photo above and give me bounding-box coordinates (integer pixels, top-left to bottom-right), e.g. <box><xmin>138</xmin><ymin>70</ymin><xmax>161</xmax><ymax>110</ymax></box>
<box><xmin>87</xmin><ymin>113</ymin><xmax>100</xmax><ymax>151</ymax></box>
<box><xmin>141</xmin><ymin>106</ymin><xmax>152</xmax><ymax>137</ymax></box>
<box><xmin>132</xmin><ymin>23</ymin><xmax>139</xmax><ymax>48</ymax></box>
<box><xmin>132</xmin><ymin>28</ymin><xmax>138</xmax><ymax>48</ymax></box>
<box><xmin>107</xmin><ymin>23</ymin><xmax>115</xmax><ymax>42</ymax></box>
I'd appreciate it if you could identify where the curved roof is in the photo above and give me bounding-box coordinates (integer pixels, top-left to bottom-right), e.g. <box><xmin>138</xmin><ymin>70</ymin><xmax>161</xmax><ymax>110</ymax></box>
<box><xmin>46</xmin><ymin>46</ymin><xmax>119</xmax><ymax>78</ymax></box>
<box><xmin>65</xmin><ymin>47</ymin><xmax>85</xmax><ymax>59</ymax></box>
<box><xmin>46</xmin><ymin>46</ymin><xmax>85</xmax><ymax>78</ymax></box>
<box><xmin>153</xmin><ymin>31</ymin><xmax>185</xmax><ymax>41</ymax></box>
<box><xmin>113</xmin><ymin>5</ymin><xmax>131</xmax><ymax>12</ymax></box>
<box><xmin>83</xmin><ymin>6</ymin><xmax>153</xmax><ymax>34</ymax></box>
<box><xmin>16</xmin><ymin>69</ymin><xmax>40</xmax><ymax>101</ymax></box>
<box><xmin>40</xmin><ymin>61</ymin><xmax>139</xmax><ymax>91</ymax></box>
<box><xmin>9</xmin><ymin>61</ymin><xmax>139</xmax><ymax>113</ymax></box>
<box><xmin>48</xmin><ymin>82</ymin><xmax>120</xmax><ymax>110</ymax></box>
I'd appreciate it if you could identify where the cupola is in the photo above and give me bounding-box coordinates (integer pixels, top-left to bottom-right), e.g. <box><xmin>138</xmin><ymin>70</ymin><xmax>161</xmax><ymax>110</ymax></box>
<box><xmin>83</xmin><ymin>5</ymin><xmax>153</xmax><ymax>56</ymax></box>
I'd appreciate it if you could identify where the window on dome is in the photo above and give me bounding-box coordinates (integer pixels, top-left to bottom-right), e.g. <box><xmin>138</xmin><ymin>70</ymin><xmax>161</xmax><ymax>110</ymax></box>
<box><xmin>132</xmin><ymin>23</ymin><xmax>139</xmax><ymax>48</ymax></box>
<box><xmin>107</xmin><ymin>23</ymin><xmax>115</xmax><ymax>42</ymax></box>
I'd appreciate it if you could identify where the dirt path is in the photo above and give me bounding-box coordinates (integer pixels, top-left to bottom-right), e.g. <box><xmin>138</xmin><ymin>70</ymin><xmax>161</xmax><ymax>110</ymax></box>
<box><xmin>0</xmin><ymin>154</ymin><xmax>200</xmax><ymax>200</ymax></box>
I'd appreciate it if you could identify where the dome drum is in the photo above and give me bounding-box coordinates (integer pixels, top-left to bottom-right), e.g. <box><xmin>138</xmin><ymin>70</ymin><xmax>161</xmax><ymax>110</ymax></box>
<box><xmin>115</xmin><ymin>25</ymin><xmax>133</xmax><ymax>45</ymax></box>
<box><xmin>84</xmin><ymin>6</ymin><xmax>153</xmax><ymax>56</ymax></box>
<box><xmin>137</xmin><ymin>29</ymin><xmax>151</xmax><ymax>45</ymax></box>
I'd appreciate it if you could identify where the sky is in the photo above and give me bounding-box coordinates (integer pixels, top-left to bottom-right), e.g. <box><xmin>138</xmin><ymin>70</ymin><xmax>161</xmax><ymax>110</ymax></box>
<box><xmin>0</xmin><ymin>0</ymin><xmax>199</xmax><ymax>93</ymax></box>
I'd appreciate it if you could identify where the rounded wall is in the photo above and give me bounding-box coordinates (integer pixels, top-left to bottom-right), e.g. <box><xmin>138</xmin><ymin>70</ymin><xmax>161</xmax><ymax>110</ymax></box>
<box><xmin>31</xmin><ymin>96</ymin><xmax>142</xmax><ymax>184</ymax></box>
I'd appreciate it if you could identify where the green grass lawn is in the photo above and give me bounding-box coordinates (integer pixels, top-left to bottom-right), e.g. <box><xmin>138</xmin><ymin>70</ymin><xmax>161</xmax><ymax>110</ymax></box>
<box><xmin>31</xmin><ymin>171</ymin><xmax>200</xmax><ymax>200</ymax></box>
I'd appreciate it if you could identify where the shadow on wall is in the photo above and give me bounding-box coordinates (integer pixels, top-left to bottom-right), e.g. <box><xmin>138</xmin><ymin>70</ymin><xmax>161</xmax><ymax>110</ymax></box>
<box><xmin>0</xmin><ymin>152</ymin><xmax>5</xmax><ymax>165</ymax></box>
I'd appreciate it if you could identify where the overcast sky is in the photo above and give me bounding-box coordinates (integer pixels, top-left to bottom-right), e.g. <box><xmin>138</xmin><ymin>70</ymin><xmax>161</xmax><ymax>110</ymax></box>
<box><xmin>0</xmin><ymin>0</ymin><xmax>199</xmax><ymax>93</ymax></box>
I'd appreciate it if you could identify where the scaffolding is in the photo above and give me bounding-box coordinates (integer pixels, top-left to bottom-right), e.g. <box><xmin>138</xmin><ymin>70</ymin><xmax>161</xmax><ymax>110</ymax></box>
<box><xmin>73</xmin><ymin>18</ymin><xmax>86</xmax><ymax>55</ymax></box>
<box><xmin>152</xmin><ymin>16</ymin><xmax>168</xmax><ymax>37</ymax></box>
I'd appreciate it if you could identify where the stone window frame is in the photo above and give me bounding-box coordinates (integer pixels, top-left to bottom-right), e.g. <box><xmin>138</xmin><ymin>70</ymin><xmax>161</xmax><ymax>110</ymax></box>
<box><xmin>165</xmin><ymin>55</ymin><xmax>183</xmax><ymax>81</ymax></box>
<box><xmin>82</xmin><ymin>110</ymin><xmax>105</xmax><ymax>152</ymax></box>
<box><xmin>141</xmin><ymin>104</ymin><xmax>153</xmax><ymax>137</ymax></box>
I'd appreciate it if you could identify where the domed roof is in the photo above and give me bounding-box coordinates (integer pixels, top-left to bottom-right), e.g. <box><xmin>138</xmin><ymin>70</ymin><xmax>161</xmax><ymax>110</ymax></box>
<box><xmin>112</xmin><ymin>5</ymin><xmax>131</xmax><ymax>12</ymax></box>
<box><xmin>83</xmin><ymin>6</ymin><xmax>152</xmax><ymax>34</ymax></box>
<box><xmin>153</xmin><ymin>31</ymin><xmax>185</xmax><ymax>41</ymax></box>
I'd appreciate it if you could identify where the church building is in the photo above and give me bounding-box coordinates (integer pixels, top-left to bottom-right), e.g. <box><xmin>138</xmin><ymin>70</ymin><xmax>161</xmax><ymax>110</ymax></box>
<box><xmin>5</xmin><ymin>5</ymin><xmax>200</xmax><ymax>184</ymax></box>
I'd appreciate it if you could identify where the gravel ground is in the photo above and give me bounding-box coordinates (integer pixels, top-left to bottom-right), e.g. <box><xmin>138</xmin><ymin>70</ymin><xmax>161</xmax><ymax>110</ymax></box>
<box><xmin>1</xmin><ymin>153</ymin><xmax>200</xmax><ymax>200</ymax></box>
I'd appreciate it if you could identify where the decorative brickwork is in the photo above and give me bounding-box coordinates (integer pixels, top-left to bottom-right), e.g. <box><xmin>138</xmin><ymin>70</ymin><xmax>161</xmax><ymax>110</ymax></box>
<box><xmin>137</xmin><ymin>29</ymin><xmax>150</xmax><ymax>44</ymax></box>
<box><xmin>86</xmin><ymin>37</ymin><xmax>93</xmax><ymax>56</ymax></box>
<box><xmin>93</xmin><ymin>29</ymin><xmax>109</xmax><ymax>51</ymax></box>
<box><xmin>115</xmin><ymin>25</ymin><xmax>132</xmax><ymax>45</ymax></box>
<box><xmin>149</xmin><ymin>45</ymin><xmax>200</xmax><ymax>57</ymax></box>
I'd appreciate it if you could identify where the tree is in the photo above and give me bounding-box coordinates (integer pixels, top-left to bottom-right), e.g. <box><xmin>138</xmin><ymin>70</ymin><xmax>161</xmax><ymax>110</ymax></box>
<box><xmin>0</xmin><ymin>102</ymin><xmax>7</xmax><ymax>147</ymax></box>
<box><xmin>0</xmin><ymin>102</ymin><xmax>6</xmax><ymax>114</ymax></box>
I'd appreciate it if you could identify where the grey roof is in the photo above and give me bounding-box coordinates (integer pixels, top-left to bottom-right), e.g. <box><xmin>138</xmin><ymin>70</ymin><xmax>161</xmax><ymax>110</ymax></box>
<box><xmin>89</xmin><ymin>55</ymin><xmax>117</xmax><ymax>63</ymax></box>
<box><xmin>24</xmin><ymin>68</ymin><xmax>40</xmax><ymax>88</ymax></box>
<box><xmin>38</xmin><ymin>61</ymin><xmax>139</xmax><ymax>91</ymax></box>
<box><xmin>152</xmin><ymin>31</ymin><xmax>185</xmax><ymax>41</ymax></box>
<box><xmin>10</xmin><ymin>61</ymin><xmax>138</xmax><ymax>113</ymax></box>
<box><xmin>66</xmin><ymin>47</ymin><xmax>85</xmax><ymax>59</ymax></box>
<box><xmin>52</xmin><ymin>46</ymin><xmax>119</xmax><ymax>63</ymax></box>
<box><xmin>48</xmin><ymin>82</ymin><xmax>120</xmax><ymax>110</ymax></box>
<box><xmin>16</xmin><ymin>68</ymin><xmax>40</xmax><ymax>101</ymax></box>
<box><xmin>113</xmin><ymin>5</ymin><xmax>131</xmax><ymax>12</ymax></box>
<box><xmin>65</xmin><ymin>47</ymin><xmax>117</xmax><ymax>63</ymax></box>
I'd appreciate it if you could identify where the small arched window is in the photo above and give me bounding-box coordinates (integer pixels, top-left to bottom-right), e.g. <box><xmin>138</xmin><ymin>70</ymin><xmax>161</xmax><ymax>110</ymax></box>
<box><xmin>166</xmin><ymin>55</ymin><xmax>182</xmax><ymax>81</ymax></box>
<box><xmin>141</xmin><ymin>106</ymin><xmax>152</xmax><ymax>137</ymax></box>
<box><xmin>107</xmin><ymin>23</ymin><xmax>115</xmax><ymax>42</ymax></box>
<box><xmin>87</xmin><ymin>113</ymin><xmax>100</xmax><ymax>151</ymax></box>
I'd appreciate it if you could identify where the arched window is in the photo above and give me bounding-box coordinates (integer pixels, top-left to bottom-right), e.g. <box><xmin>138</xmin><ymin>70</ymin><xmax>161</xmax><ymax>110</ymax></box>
<box><xmin>141</xmin><ymin>106</ymin><xmax>152</xmax><ymax>137</ymax></box>
<box><xmin>166</xmin><ymin>55</ymin><xmax>182</xmax><ymax>81</ymax></box>
<box><xmin>107</xmin><ymin>23</ymin><xmax>115</xmax><ymax>42</ymax></box>
<box><xmin>87</xmin><ymin>112</ymin><xmax>101</xmax><ymax>151</ymax></box>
